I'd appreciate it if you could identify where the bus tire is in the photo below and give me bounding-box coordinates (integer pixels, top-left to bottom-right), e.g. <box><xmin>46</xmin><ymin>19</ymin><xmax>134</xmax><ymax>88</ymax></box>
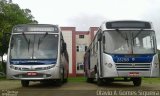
<box><xmin>63</xmin><ymin>78</ymin><xmax>68</xmax><ymax>83</ymax></box>
<box><xmin>57</xmin><ymin>68</ymin><xmax>64</xmax><ymax>86</ymax></box>
<box><xmin>56</xmin><ymin>79</ymin><xmax>62</xmax><ymax>86</ymax></box>
<box><xmin>97</xmin><ymin>78</ymin><xmax>103</xmax><ymax>86</ymax></box>
<box><xmin>21</xmin><ymin>80</ymin><xmax>29</xmax><ymax>87</ymax></box>
<box><xmin>97</xmin><ymin>72</ymin><xmax>103</xmax><ymax>86</ymax></box>
<box><xmin>105</xmin><ymin>78</ymin><xmax>113</xmax><ymax>85</ymax></box>
<box><xmin>63</xmin><ymin>70</ymin><xmax>68</xmax><ymax>83</ymax></box>
<box><xmin>87</xmin><ymin>78</ymin><xmax>94</xmax><ymax>83</ymax></box>
<box><xmin>132</xmin><ymin>77</ymin><xmax>142</xmax><ymax>86</ymax></box>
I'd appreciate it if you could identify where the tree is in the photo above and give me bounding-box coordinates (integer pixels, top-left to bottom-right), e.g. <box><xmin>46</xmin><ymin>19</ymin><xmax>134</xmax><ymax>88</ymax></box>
<box><xmin>0</xmin><ymin>1</ymin><xmax>38</xmax><ymax>73</ymax></box>
<box><xmin>0</xmin><ymin>1</ymin><xmax>38</xmax><ymax>55</ymax></box>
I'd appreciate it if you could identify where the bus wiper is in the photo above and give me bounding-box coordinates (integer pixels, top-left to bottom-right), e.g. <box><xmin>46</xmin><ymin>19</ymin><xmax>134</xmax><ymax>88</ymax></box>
<box><xmin>131</xmin><ymin>30</ymin><xmax>143</xmax><ymax>47</ymax></box>
<box><xmin>22</xmin><ymin>32</ymin><xmax>30</xmax><ymax>52</ymax></box>
<box><xmin>132</xmin><ymin>30</ymin><xmax>143</xmax><ymax>40</ymax></box>
<box><xmin>38</xmin><ymin>32</ymin><xmax>48</xmax><ymax>49</ymax></box>
<box><xmin>125</xmin><ymin>33</ymin><xmax>129</xmax><ymax>47</ymax></box>
<box><xmin>116</xmin><ymin>29</ymin><xmax>129</xmax><ymax>47</ymax></box>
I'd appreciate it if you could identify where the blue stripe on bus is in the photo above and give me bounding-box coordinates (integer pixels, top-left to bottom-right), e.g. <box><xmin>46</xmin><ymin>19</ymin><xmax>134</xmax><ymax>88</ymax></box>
<box><xmin>10</xmin><ymin>59</ymin><xmax>57</xmax><ymax>65</ymax></box>
<box><xmin>111</xmin><ymin>54</ymin><xmax>154</xmax><ymax>63</ymax></box>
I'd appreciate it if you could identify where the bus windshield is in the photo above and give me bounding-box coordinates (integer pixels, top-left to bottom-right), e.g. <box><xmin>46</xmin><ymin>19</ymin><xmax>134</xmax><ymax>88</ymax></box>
<box><xmin>103</xmin><ymin>30</ymin><xmax>155</xmax><ymax>54</ymax></box>
<box><xmin>10</xmin><ymin>34</ymin><xmax>58</xmax><ymax>59</ymax></box>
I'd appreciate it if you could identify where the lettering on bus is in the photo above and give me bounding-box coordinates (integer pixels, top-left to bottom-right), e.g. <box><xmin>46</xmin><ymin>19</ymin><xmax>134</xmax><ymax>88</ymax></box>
<box><xmin>117</xmin><ymin>57</ymin><xmax>129</xmax><ymax>62</ymax></box>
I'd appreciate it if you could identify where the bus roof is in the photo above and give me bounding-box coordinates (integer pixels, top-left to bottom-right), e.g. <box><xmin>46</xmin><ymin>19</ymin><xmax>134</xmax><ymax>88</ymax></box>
<box><xmin>100</xmin><ymin>20</ymin><xmax>152</xmax><ymax>30</ymax></box>
<box><xmin>12</xmin><ymin>24</ymin><xmax>60</xmax><ymax>33</ymax></box>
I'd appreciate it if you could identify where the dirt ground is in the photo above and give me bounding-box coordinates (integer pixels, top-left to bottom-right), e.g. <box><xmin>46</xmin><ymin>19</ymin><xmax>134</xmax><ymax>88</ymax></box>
<box><xmin>0</xmin><ymin>80</ymin><xmax>160</xmax><ymax>96</ymax></box>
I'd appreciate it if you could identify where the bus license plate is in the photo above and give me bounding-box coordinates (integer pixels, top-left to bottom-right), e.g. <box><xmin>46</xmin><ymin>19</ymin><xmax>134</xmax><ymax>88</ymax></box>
<box><xmin>27</xmin><ymin>72</ymin><xmax>37</xmax><ymax>76</ymax></box>
<box><xmin>129</xmin><ymin>72</ymin><xmax>139</xmax><ymax>76</ymax></box>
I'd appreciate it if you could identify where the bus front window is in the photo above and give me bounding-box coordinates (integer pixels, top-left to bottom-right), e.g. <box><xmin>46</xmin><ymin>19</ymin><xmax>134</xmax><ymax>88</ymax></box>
<box><xmin>34</xmin><ymin>34</ymin><xmax>58</xmax><ymax>59</ymax></box>
<box><xmin>132</xmin><ymin>31</ymin><xmax>155</xmax><ymax>54</ymax></box>
<box><xmin>10</xmin><ymin>34</ymin><xmax>58</xmax><ymax>59</ymax></box>
<box><xmin>10</xmin><ymin>34</ymin><xmax>33</xmax><ymax>59</ymax></box>
<box><xmin>103</xmin><ymin>30</ymin><xmax>155</xmax><ymax>54</ymax></box>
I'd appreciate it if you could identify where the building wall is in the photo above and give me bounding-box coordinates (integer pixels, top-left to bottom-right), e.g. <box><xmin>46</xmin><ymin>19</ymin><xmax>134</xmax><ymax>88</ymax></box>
<box><xmin>76</xmin><ymin>32</ymin><xmax>90</xmax><ymax>74</ymax></box>
<box><xmin>62</xmin><ymin>30</ymin><xmax>73</xmax><ymax>74</ymax></box>
<box><xmin>61</xmin><ymin>27</ymin><xmax>98</xmax><ymax>77</ymax></box>
<box><xmin>61</xmin><ymin>27</ymin><xmax>76</xmax><ymax>77</ymax></box>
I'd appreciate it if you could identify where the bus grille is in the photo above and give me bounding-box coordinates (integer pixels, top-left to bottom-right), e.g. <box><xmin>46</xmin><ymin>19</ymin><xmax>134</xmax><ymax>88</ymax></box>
<box><xmin>115</xmin><ymin>63</ymin><xmax>151</xmax><ymax>71</ymax></box>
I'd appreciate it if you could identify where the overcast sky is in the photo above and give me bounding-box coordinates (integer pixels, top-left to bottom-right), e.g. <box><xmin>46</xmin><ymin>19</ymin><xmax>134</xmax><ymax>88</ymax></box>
<box><xmin>13</xmin><ymin>0</ymin><xmax>160</xmax><ymax>48</ymax></box>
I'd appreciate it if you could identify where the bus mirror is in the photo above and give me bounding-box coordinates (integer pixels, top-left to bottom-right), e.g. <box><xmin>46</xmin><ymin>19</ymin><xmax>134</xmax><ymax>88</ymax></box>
<box><xmin>10</xmin><ymin>40</ymin><xmax>14</xmax><ymax>49</ymax></box>
<box><xmin>98</xmin><ymin>33</ymin><xmax>102</xmax><ymax>41</ymax></box>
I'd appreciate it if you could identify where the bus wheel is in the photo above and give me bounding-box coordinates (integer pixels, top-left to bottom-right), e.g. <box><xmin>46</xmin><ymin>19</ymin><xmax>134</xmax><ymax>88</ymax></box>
<box><xmin>56</xmin><ymin>79</ymin><xmax>62</xmax><ymax>86</ymax></box>
<box><xmin>21</xmin><ymin>80</ymin><xmax>29</xmax><ymax>87</ymax></box>
<box><xmin>57</xmin><ymin>69</ymin><xmax>64</xmax><ymax>86</ymax></box>
<box><xmin>97</xmin><ymin>68</ymin><xmax>103</xmax><ymax>86</ymax></box>
<box><xmin>87</xmin><ymin>78</ymin><xmax>94</xmax><ymax>83</ymax></box>
<box><xmin>97</xmin><ymin>73</ymin><xmax>103</xmax><ymax>86</ymax></box>
<box><xmin>63</xmin><ymin>70</ymin><xmax>68</xmax><ymax>83</ymax></box>
<box><xmin>97</xmin><ymin>78</ymin><xmax>103</xmax><ymax>86</ymax></box>
<box><xmin>105</xmin><ymin>78</ymin><xmax>113</xmax><ymax>85</ymax></box>
<box><xmin>56</xmin><ymin>73</ymin><xmax>63</xmax><ymax>86</ymax></box>
<box><xmin>132</xmin><ymin>77</ymin><xmax>142</xmax><ymax>86</ymax></box>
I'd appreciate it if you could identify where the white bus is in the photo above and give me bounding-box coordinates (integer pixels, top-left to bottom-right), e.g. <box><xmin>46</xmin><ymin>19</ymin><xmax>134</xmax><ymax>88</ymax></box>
<box><xmin>5</xmin><ymin>24</ymin><xmax>69</xmax><ymax>87</ymax></box>
<box><xmin>84</xmin><ymin>20</ymin><xmax>159</xmax><ymax>86</ymax></box>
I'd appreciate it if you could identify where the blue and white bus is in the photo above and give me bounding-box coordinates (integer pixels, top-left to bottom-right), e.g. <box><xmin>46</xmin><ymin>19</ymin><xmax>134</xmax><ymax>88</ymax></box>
<box><xmin>84</xmin><ymin>20</ymin><xmax>159</xmax><ymax>86</ymax></box>
<box><xmin>6</xmin><ymin>24</ymin><xmax>69</xmax><ymax>87</ymax></box>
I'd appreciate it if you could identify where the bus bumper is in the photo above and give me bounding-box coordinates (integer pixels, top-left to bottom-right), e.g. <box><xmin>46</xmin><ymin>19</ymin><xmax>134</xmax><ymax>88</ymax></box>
<box><xmin>6</xmin><ymin>66</ymin><xmax>61</xmax><ymax>80</ymax></box>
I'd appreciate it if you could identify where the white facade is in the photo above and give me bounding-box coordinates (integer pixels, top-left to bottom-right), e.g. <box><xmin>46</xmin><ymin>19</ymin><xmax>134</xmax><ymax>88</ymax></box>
<box><xmin>61</xmin><ymin>30</ymin><xmax>73</xmax><ymax>74</ymax></box>
<box><xmin>61</xmin><ymin>27</ymin><xmax>98</xmax><ymax>76</ymax></box>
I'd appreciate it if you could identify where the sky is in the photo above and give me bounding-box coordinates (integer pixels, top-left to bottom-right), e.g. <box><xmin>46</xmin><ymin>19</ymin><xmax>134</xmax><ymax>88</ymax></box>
<box><xmin>12</xmin><ymin>0</ymin><xmax>160</xmax><ymax>48</ymax></box>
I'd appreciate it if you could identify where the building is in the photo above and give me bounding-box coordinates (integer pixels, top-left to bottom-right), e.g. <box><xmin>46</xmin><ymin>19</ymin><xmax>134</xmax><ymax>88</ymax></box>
<box><xmin>61</xmin><ymin>27</ymin><xmax>98</xmax><ymax>77</ymax></box>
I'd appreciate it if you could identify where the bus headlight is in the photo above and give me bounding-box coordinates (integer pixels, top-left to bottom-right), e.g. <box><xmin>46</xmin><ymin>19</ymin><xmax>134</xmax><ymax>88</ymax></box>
<box><xmin>10</xmin><ymin>65</ymin><xmax>17</xmax><ymax>70</ymax></box>
<box><xmin>47</xmin><ymin>64</ymin><xmax>55</xmax><ymax>69</ymax></box>
<box><xmin>10</xmin><ymin>65</ymin><xmax>21</xmax><ymax>70</ymax></box>
<box><xmin>50</xmin><ymin>64</ymin><xmax>56</xmax><ymax>68</ymax></box>
<box><xmin>10</xmin><ymin>65</ymin><xmax>14</xmax><ymax>69</ymax></box>
<box><xmin>107</xmin><ymin>63</ymin><xmax>113</xmax><ymax>68</ymax></box>
<box><xmin>42</xmin><ymin>64</ymin><xmax>56</xmax><ymax>70</ymax></box>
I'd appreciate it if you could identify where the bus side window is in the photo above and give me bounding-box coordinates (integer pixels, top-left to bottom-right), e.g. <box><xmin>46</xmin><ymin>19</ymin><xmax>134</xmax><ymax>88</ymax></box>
<box><xmin>88</xmin><ymin>50</ymin><xmax>91</xmax><ymax>69</ymax></box>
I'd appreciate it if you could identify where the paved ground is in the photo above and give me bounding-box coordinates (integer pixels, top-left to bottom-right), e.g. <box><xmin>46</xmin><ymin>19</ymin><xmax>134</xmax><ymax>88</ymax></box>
<box><xmin>0</xmin><ymin>80</ymin><xmax>160</xmax><ymax>96</ymax></box>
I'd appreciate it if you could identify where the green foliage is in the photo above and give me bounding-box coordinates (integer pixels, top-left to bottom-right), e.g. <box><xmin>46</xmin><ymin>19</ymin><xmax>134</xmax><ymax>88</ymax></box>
<box><xmin>69</xmin><ymin>77</ymin><xmax>86</xmax><ymax>82</ymax></box>
<box><xmin>0</xmin><ymin>1</ymin><xmax>38</xmax><ymax>55</ymax></box>
<box><xmin>0</xmin><ymin>1</ymin><xmax>38</xmax><ymax>74</ymax></box>
<box><xmin>143</xmin><ymin>78</ymin><xmax>160</xmax><ymax>84</ymax></box>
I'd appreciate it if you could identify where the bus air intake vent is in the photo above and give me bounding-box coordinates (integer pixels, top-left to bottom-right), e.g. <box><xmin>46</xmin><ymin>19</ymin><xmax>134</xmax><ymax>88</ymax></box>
<box><xmin>115</xmin><ymin>63</ymin><xmax>151</xmax><ymax>71</ymax></box>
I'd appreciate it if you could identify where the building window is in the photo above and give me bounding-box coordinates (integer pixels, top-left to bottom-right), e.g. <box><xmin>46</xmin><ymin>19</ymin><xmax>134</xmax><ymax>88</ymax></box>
<box><xmin>76</xmin><ymin>46</ymin><xmax>79</xmax><ymax>52</ymax></box>
<box><xmin>77</xmin><ymin>45</ymin><xmax>87</xmax><ymax>52</ymax></box>
<box><xmin>77</xmin><ymin>63</ymin><xmax>84</xmax><ymax>70</ymax></box>
<box><xmin>79</xmin><ymin>35</ymin><xmax>84</xmax><ymax>39</ymax></box>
